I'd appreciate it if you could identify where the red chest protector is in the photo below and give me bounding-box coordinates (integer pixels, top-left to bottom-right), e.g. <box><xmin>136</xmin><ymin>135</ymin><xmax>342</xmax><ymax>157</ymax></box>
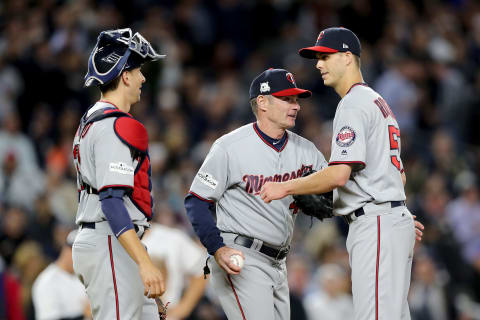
<box><xmin>76</xmin><ymin>107</ymin><xmax>153</xmax><ymax>220</ymax></box>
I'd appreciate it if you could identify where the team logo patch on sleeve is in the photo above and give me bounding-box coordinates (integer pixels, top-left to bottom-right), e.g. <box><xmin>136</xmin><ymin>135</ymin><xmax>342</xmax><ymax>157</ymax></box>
<box><xmin>197</xmin><ymin>171</ymin><xmax>218</xmax><ymax>189</ymax></box>
<box><xmin>336</xmin><ymin>126</ymin><xmax>356</xmax><ymax>147</ymax></box>
<box><xmin>109</xmin><ymin>162</ymin><xmax>134</xmax><ymax>175</ymax></box>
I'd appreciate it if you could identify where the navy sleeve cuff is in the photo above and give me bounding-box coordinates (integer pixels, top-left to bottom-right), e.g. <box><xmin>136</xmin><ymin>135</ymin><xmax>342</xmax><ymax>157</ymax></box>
<box><xmin>184</xmin><ymin>193</ymin><xmax>225</xmax><ymax>255</ymax></box>
<box><xmin>100</xmin><ymin>188</ymin><xmax>134</xmax><ymax>237</ymax></box>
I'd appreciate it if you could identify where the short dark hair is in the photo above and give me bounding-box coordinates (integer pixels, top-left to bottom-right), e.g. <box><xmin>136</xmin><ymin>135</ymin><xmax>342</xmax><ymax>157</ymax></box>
<box><xmin>99</xmin><ymin>75</ymin><xmax>122</xmax><ymax>94</ymax></box>
<box><xmin>250</xmin><ymin>95</ymin><xmax>273</xmax><ymax>116</ymax></box>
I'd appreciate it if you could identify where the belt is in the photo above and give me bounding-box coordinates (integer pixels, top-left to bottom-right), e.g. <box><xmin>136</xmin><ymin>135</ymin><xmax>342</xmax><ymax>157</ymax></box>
<box><xmin>81</xmin><ymin>183</ymin><xmax>98</xmax><ymax>195</ymax></box>
<box><xmin>80</xmin><ymin>222</ymin><xmax>145</xmax><ymax>238</ymax></box>
<box><xmin>343</xmin><ymin>201</ymin><xmax>405</xmax><ymax>224</ymax></box>
<box><xmin>234</xmin><ymin>235</ymin><xmax>289</xmax><ymax>260</ymax></box>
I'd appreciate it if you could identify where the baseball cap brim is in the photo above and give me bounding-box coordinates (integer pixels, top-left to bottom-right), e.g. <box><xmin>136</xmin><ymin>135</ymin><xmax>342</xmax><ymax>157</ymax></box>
<box><xmin>272</xmin><ymin>88</ymin><xmax>312</xmax><ymax>98</ymax></box>
<box><xmin>299</xmin><ymin>46</ymin><xmax>339</xmax><ymax>59</ymax></box>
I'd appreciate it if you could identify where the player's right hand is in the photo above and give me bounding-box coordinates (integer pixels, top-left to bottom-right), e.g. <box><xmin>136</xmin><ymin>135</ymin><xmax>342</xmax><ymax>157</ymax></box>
<box><xmin>139</xmin><ymin>262</ymin><xmax>166</xmax><ymax>298</ymax></box>
<box><xmin>260</xmin><ymin>181</ymin><xmax>288</xmax><ymax>203</ymax></box>
<box><xmin>214</xmin><ymin>246</ymin><xmax>245</xmax><ymax>275</ymax></box>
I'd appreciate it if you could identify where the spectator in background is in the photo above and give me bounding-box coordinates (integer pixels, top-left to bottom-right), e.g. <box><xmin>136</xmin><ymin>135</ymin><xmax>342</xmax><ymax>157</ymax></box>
<box><xmin>303</xmin><ymin>263</ymin><xmax>353</xmax><ymax>320</ymax></box>
<box><xmin>0</xmin><ymin>113</ymin><xmax>44</xmax><ymax>210</ymax></box>
<box><xmin>374</xmin><ymin>57</ymin><xmax>421</xmax><ymax>136</ymax></box>
<box><xmin>446</xmin><ymin>171</ymin><xmax>480</xmax><ymax>271</ymax></box>
<box><xmin>28</xmin><ymin>195</ymin><xmax>60</xmax><ymax>259</ymax></box>
<box><xmin>0</xmin><ymin>113</ymin><xmax>41</xmax><ymax>173</ymax></box>
<box><xmin>11</xmin><ymin>241</ymin><xmax>49</xmax><ymax>319</ymax></box>
<box><xmin>0</xmin><ymin>256</ymin><xmax>25</xmax><ymax>320</ymax></box>
<box><xmin>286</xmin><ymin>255</ymin><xmax>310</xmax><ymax>320</ymax></box>
<box><xmin>409</xmin><ymin>251</ymin><xmax>449</xmax><ymax>320</ymax></box>
<box><xmin>0</xmin><ymin>51</ymin><xmax>23</xmax><ymax>123</ymax></box>
<box><xmin>142</xmin><ymin>218</ymin><xmax>207</xmax><ymax>320</ymax></box>
<box><xmin>0</xmin><ymin>206</ymin><xmax>29</xmax><ymax>266</ymax></box>
<box><xmin>32</xmin><ymin>229</ymin><xmax>90</xmax><ymax>320</ymax></box>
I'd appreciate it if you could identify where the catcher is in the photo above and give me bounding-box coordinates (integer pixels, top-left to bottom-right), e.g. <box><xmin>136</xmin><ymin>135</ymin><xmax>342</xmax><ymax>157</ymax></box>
<box><xmin>184</xmin><ymin>68</ymin><xmax>331</xmax><ymax>319</ymax></box>
<box><xmin>72</xmin><ymin>28</ymin><xmax>168</xmax><ymax>320</ymax></box>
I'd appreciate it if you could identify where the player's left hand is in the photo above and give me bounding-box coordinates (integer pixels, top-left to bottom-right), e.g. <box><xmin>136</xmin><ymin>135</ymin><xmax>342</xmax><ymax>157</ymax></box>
<box><xmin>260</xmin><ymin>182</ymin><xmax>288</xmax><ymax>203</ymax></box>
<box><xmin>412</xmin><ymin>215</ymin><xmax>424</xmax><ymax>242</ymax></box>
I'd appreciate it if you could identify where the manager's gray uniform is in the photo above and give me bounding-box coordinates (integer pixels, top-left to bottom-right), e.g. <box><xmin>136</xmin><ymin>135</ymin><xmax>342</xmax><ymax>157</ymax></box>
<box><xmin>190</xmin><ymin>123</ymin><xmax>327</xmax><ymax>320</ymax></box>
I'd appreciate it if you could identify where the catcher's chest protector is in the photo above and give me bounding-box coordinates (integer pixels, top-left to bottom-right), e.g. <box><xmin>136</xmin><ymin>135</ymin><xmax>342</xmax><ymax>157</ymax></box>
<box><xmin>77</xmin><ymin>107</ymin><xmax>153</xmax><ymax>219</ymax></box>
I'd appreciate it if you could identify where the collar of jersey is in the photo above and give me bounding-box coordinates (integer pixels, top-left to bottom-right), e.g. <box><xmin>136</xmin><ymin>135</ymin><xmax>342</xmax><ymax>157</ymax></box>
<box><xmin>253</xmin><ymin>122</ymin><xmax>288</xmax><ymax>152</ymax></box>
<box><xmin>346</xmin><ymin>82</ymin><xmax>369</xmax><ymax>95</ymax></box>
<box><xmin>87</xmin><ymin>100</ymin><xmax>121</xmax><ymax>117</ymax></box>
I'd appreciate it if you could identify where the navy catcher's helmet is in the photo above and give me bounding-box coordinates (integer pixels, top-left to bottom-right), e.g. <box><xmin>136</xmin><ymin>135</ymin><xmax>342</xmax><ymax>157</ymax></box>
<box><xmin>84</xmin><ymin>28</ymin><xmax>165</xmax><ymax>87</ymax></box>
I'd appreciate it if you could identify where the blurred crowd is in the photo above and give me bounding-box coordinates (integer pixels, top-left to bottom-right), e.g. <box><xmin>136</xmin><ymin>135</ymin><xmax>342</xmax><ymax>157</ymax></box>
<box><xmin>0</xmin><ymin>0</ymin><xmax>480</xmax><ymax>319</ymax></box>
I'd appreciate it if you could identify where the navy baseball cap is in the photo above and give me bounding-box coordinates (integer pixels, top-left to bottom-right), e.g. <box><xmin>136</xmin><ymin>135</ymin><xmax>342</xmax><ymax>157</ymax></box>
<box><xmin>299</xmin><ymin>27</ymin><xmax>361</xmax><ymax>59</ymax></box>
<box><xmin>249</xmin><ymin>68</ymin><xmax>312</xmax><ymax>100</ymax></box>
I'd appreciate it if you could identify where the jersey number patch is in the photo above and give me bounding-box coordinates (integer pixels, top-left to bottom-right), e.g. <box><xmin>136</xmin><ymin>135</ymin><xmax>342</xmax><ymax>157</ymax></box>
<box><xmin>388</xmin><ymin>125</ymin><xmax>401</xmax><ymax>171</ymax></box>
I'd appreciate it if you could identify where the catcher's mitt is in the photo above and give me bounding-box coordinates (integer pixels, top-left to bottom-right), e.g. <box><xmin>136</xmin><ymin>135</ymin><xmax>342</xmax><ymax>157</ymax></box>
<box><xmin>293</xmin><ymin>169</ymin><xmax>334</xmax><ymax>221</ymax></box>
<box><xmin>155</xmin><ymin>297</ymin><xmax>169</xmax><ymax>320</ymax></box>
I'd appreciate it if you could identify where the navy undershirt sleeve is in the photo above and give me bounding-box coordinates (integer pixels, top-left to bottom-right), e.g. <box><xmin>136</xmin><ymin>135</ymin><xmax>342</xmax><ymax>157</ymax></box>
<box><xmin>99</xmin><ymin>188</ymin><xmax>134</xmax><ymax>238</ymax></box>
<box><xmin>184</xmin><ymin>194</ymin><xmax>225</xmax><ymax>255</ymax></box>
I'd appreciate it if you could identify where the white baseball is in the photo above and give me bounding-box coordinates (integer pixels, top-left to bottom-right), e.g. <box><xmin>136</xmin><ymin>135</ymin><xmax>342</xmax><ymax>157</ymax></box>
<box><xmin>229</xmin><ymin>254</ymin><xmax>244</xmax><ymax>269</ymax></box>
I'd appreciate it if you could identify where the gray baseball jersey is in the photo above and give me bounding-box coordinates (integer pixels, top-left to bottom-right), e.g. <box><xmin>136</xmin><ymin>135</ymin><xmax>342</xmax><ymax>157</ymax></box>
<box><xmin>329</xmin><ymin>84</ymin><xmax>406</xmax><ymax>216</ymax></box>
<box><xmin>190</xmin><ymin>123</ymin><xmax>327</xmax><ymax>247</ymax></box>
<box><xmin>73</xmin><ymin>102</ymin><xmax>149</xmax><ymax>227</ymax></box>
<box><xmin>190</xmin><ymin>122</ymin><xmax>326</xmax><ymax>319</ymax></box>
<box><xmin>330</xmin><ymin>84</ymin><xmax>415</xmax><ymax>320</ymax></box>
<box><xmin>72</xmin><ymin>101</ymin><xmax>157</xmax><ymax>320</ymax></box>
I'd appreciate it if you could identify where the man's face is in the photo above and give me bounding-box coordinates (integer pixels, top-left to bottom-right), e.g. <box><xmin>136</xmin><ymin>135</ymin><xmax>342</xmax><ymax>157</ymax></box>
<box><xmin>264</xmin><ymin>95</ymin><xmax>300</xmax><ymax>129</ymax></box>
<box><xmin>315</xmin><ymin>52</ymin><xmax>347</xmax><ymax>88</ymax></box>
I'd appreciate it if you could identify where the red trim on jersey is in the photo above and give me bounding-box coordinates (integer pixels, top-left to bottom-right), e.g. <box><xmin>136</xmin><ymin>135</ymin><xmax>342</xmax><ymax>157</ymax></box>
<box><xmin>375</xmin><ymin>216</ymin><xmax>381</xmax><ymax>320</ymax></box>
<box><xmin>188</xmin><ymin>191</ymin><xmax>214</xmax><ymax>203</ymax></box>
<box><xmin>252</xmin><ymin>123</ymin><xmax>289</xmax><ymax>152</ymax></box>
<box><xmin>227</xmin><ymin>275</ymin><xmax>246</xmax><ymax>320</ymax></box>
<box><xmin>400</xmin><ymin>168</ymin><xmax>404</xmax><ymax>174</ymax></box>
<box><xmin>98</xmin><ymin>185</ymin><xmax>133</xmax><ymax>192</ymax></box>
<box><xmin>346</xmin><ymin>82</ymin><xmax>369</xmax><ymax>95</ymax></box>
<box><xmin>108</xmin><ymin>235</ymin><xmax>120</xmax><ymax>320</ymax></box>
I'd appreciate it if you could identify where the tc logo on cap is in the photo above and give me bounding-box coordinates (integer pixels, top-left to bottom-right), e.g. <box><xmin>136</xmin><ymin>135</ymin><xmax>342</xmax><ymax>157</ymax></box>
<box><xmin>286</xmin><ymin>73</ymin><xmax>296</xmax><ymax>85</ymax></box>
<box><xmin>317</xmin><ymin>31</ymin><xmax>325</xmax><ymax>41</ymax></box>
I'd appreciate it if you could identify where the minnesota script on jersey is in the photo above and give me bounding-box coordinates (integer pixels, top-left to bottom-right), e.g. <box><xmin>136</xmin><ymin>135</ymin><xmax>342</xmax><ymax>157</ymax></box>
<box><xmin>190</xmin><ymin>123</ymin><xmax>327</xmax><ymax>247</ymax></box>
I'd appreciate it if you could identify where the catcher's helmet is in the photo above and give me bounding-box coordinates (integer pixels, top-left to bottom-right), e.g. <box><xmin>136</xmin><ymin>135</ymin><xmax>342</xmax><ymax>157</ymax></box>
<box><xmin>84</xmin><ymin>28</ymin><xmax>165</xmax><ymax>87</ymax></box>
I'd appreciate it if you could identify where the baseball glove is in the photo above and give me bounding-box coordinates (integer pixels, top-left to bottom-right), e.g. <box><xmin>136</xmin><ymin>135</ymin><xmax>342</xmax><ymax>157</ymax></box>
<box><xmin>155</xmin><ymin>297</ymin><xmax>169</xmax><ymax>320</ymax></box>
<box><xmin>293</xmin><ymin>169</ymin><xmax>334</xmax><ymax>221</ymax></box>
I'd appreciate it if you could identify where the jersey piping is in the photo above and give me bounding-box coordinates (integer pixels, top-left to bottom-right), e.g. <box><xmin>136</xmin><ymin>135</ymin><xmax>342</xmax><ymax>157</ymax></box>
<box><xmin>345</xmin><ymin>82</ymin><xmax>369</xmax><ymax>95</ymax></box>
<box><xmin>252</xmin><ymin>123</ymin><xmax>289</xmax><ymax>152</ymax></box>
<box><xmin>188</xmin><ymin>191</ymin><xmax>214</xmax><ymax>203</ymax></box>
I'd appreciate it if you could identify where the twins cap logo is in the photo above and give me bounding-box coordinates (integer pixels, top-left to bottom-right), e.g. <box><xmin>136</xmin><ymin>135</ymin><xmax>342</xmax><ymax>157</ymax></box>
<box><xmin>317</xmin><ymin>31</ymin><xmax>325</xmax><ymax>41</ymax></box>
<box><xmin>286</xmin><ymin>73</ymin><xmax>296</xmax><ymax>85</ymax></box>
<box><xmin>336</xmin><ymin>126</ymin><xmax>356</xmax><ymax>147</ymax></box>
<box><xmin>260</xmin><ymin>81</ymin><xmax>270</xmax><ymax>93</ymax></box>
